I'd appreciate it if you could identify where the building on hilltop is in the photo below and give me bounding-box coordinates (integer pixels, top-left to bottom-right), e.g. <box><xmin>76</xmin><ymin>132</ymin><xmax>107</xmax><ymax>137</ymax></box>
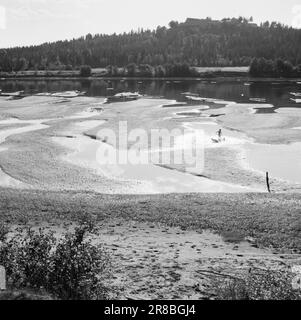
<box><xmin>184</xmin><ymin>18</ymin><xmax>219</xmax><ymax>25</ymax></box>
<box><xmin>184</xmin><ymin>17</ymin><xmax>257</xmax><ymax>27</ymax></box>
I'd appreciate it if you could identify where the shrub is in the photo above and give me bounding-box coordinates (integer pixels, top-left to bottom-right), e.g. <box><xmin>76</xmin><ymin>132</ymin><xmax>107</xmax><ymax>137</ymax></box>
<box><xmin>49</xmin><ymin>224</ymin><xmax>109</xmax><ymax>300</ymax></box>
<box><xmin>80</xmin><ymin>65</ymin><xmax>92</xmax><ymax>77</ymax></box>
<box><xmin>0</xmin><ymin>221</ymin><xmax>110</xmax><ymax>300</ymax></box>
<box><xmin>65</xmin><ymin>64</ymin><xmax>73</xmax><ymax>71</ymax></box>
<box><xmin>0</xmin><ymin>229</ymin><xmax>56</xmax><ymax>289</ymax></box>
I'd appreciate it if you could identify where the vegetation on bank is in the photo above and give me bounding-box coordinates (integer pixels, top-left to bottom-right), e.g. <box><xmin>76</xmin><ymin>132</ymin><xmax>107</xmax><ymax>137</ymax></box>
<box><xmin>1</xmin><ymin>59</ymin><xmax>300</xmax><ymax>79</ymax></box>
<box><xmin>105</xmin><ymin>62</ymin><xmax>199</xmax><ymax>77</ymax></box>
<box><xmin>250</xmin><ymin>58</ymin><xmax>301</xmax><ymax>78</ymax></box>
<box><xmin>1</xmin><ymin>190</ymin><xmax>300</xmax><ymax>253</ymax></box>
<box><xmin>80</xmin><ymin>65</ymin><xmax>92</xmax><ymax>77</ymax></box>
<box><xmin>0</xmin><ymin>63</ymin><xmax>241</xmax><ymax>78</ymax></box>
<box><xmin>1</xmin><ymin>17</ymin><xmax>301</xmax><ymax>75</ymax></box>
<box><xmin>1</xmin><ymin>191</ymin><xmax>301</xmax><ymax>300</ymax></box>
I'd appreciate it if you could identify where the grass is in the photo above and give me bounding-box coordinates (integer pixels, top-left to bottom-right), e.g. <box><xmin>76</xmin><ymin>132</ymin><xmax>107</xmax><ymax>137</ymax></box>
<box><xmin>1</xmin><ymin>189</ymin><xmax>300</xmax><ymax>300</ymax></box>
<box><xmin>0</xmin><ymin>188</ymin><xmax>300</xmax><ymax>253</ymax></box>
<box><xmin>213</xmin><ymin>268</ymin><xmax>301</xmax><ymax>300</ymax></box>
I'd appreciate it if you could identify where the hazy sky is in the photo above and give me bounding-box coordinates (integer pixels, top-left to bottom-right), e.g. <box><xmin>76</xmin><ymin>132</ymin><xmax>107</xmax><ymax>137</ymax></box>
<box><xmin>0</xmin><ymin>0</ymin><xmax>301</xmax><ymax>48</ymax></box>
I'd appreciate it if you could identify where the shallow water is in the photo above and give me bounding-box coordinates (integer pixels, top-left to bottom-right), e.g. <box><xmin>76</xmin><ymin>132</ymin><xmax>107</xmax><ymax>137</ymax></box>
<box><xmin>1</xmin><ymin>78</ymin><xmax>301</xmax><ymax>191</ymax></box>
<box><xmin>55</xmin><ymin>132</ymin><xmax>259</xmax><ymax>194</ymax></box>
<box><xmin>52</xmin><ymin>111</ymin><xmax>262</xmax><ymax>193</ymax></box>
<box><xmin>245</xmin><ymin>142</ymin><xmax>301</xmax><ymax>184</ymax></box>
<box><xmin>1</xmin><ymin>78</ymin><xmax>301</xmax><ymax>110</ymax></box>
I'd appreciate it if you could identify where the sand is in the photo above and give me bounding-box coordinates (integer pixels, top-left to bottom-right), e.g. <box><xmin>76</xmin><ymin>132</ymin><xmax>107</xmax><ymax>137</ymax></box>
<box><xmin>52</xmin><ymin>116</ymin><xmax>261</xmax><ymax>193</ymax></box>
<box><xmin>1</xmin><ymin>94</ymin><xmax>301</xmax><ymax>193</ymax></box>
<box><xmin>0</xmin><ymin>95</ymin><xmax>263</xmax><ymax>193</ymax></box>
<box><xmin>22</xmin><ymin>219</ymin><xmax>294</xmax><ymax>300</ymax></box>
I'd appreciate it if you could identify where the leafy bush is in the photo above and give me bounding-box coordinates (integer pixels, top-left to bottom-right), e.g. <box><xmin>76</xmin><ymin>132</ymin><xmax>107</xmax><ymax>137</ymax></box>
<box><xmin>0</xmin><ymin>229</ymin><xmax>55</xmax><ymax>289</ymax></box>
<box><xmin>213</xmin><ymin>268</ymin><xmax>301</xmax><ymax>300</ymax></box>
<box><xmin>0</xmin><ymin>221</ymin><xmax>110</xmax><ymax>300</ymax></box>
<box><xmin>80</xmin><ymin>65</ymin><xmax>92</xmax><ymax>77</ymax></box>
<box><xmin>106</xmin><ymin>63</ymin><xmax>200</xmax><ymax>78</ymax></box>
<box><xmin>49</xmin><ymin>224</ymin><xmax>109</xmax><ymax>300</ymax></box>
<box><xmin>65</xmin><ymin>64</ymin><xmax>73</xmax><ymax>71</ymax></box>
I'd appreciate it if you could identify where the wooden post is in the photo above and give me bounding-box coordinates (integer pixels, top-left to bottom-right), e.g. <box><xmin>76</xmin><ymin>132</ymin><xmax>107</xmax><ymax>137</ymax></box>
<box><xmin>266</xmin><ymin>172</ymin><xmax>271</xmax><ymax>193</ymax></box>
<box><xmin>0</xmin><ymin>265</ymin><xmax>6</xmax><ymax>291</ymax></box>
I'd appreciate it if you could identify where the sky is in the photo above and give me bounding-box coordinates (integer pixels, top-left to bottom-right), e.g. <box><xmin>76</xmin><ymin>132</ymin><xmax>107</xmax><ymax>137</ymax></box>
<box><xmin>0</xmin><ymin>0</ymin><xmax>301</xmax><ymax>48</ymax></box>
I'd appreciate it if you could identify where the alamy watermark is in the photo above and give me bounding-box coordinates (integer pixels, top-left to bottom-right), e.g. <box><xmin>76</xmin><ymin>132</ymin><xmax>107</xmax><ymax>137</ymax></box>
<box><xmin>95</xmin><ymin>121</ymin><xmax>205</xmax><ymax>174</ymax></box>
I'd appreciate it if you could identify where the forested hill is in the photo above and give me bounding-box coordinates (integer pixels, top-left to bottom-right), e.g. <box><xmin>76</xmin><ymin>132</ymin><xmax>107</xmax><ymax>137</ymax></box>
<box><xmin>1</xmin><ymin>17</ymin><xmax>301</xmax><ymax>72</ymax></box>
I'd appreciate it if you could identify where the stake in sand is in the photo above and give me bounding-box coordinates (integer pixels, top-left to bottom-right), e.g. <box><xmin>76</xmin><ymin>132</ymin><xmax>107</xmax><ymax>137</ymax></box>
<box><xmin>266</xmin><ymin>172</ymin><xmax>271</xmax><ymax>193</ymax></box>
<box><xmin>0</xmin><ymin>266</ymin><xmax>6</xmax><ymax>290</ymax></box>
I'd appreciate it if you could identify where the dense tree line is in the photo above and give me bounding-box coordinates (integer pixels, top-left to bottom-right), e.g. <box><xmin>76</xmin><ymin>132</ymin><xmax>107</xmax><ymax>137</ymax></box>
<box><xmin>106</xmin><ymin>63</ymin><xmax>198</xmax><ymax>77</ymax></box>
<box><xmin>250</xmin><ymin>58</ymin><xmax>301</xmax><ymax>77</ymax></box>
<box><xmin>0</xmin><ymin>17</ymin><xmax>301</xmax><ymax>73</ymax></box>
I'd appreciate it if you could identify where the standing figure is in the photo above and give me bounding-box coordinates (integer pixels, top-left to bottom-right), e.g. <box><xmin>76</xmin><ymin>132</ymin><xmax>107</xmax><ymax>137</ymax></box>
<box><xmin>217</xmin><ymin>129</ymin><xmax>222</xmax><ymax>142</ymax></box>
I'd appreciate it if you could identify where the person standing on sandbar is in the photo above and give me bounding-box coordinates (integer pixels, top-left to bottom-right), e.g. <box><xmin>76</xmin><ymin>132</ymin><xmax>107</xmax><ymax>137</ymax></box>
<box><xmin>217</xmin><ymin>129</ymin><xmax>222</xmax><ymax>142</ymax></box>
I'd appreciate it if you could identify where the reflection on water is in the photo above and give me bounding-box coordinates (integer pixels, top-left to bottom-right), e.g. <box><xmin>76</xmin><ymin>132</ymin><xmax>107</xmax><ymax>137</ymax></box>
<box><xmin>1</xmin><ymin>78</ymin><xmax>301</xmax><ymax>111</ymax></box>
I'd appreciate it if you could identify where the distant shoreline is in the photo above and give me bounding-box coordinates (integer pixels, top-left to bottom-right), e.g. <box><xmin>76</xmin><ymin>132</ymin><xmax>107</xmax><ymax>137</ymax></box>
<box><xmin>0</xmin><ymin>66</ymin><xmax>249</xmax><ymax>80</ymax></box>
<box><xmin>1</xmin><ymin>70</ymin><xmax>301</xmax><ymax>82</ymax></box>
<box><xmin>1</xmin><ymin>76</ymin><xmax>301</xmax><ymax>82</ymax></box>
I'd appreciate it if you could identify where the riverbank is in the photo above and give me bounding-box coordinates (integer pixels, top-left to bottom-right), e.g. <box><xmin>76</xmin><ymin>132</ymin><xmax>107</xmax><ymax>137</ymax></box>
<box><xmin>1</xmin><ymin>188</ymin><xmax>300</xmax><ymax>299</ymax></box>
<box><xmin>0</xmin><ymin>90</ymin><xmax>300</xmax><ymax>299</ymax></box>
<box><xmin>2</xmin><ymin>188</ymin><xmax>300</xmax><ymax>251</ymax></box>
<box><xmin>0</xmin><ymin>66</ymin><xmax>249</xmax><ymax>80</ymax></box>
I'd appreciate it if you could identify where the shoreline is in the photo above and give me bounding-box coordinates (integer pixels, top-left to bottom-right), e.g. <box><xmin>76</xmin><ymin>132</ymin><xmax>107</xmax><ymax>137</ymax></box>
<box><xmin>1</xmin><ymin>75</ymin><xmax>301</xmax><ymax>82</ymax></box>
<box><xmin>0</xmin><ymin>75</ymin><xmax>249</xmax><ymax>82</ymax></box>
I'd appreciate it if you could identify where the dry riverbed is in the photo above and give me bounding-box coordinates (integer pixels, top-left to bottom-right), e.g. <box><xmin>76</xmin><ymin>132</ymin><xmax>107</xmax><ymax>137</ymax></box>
<box><xmin>0</xmin><ymin>93</ymin><xmax>301</xmax><ymax>299</ymax></box>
